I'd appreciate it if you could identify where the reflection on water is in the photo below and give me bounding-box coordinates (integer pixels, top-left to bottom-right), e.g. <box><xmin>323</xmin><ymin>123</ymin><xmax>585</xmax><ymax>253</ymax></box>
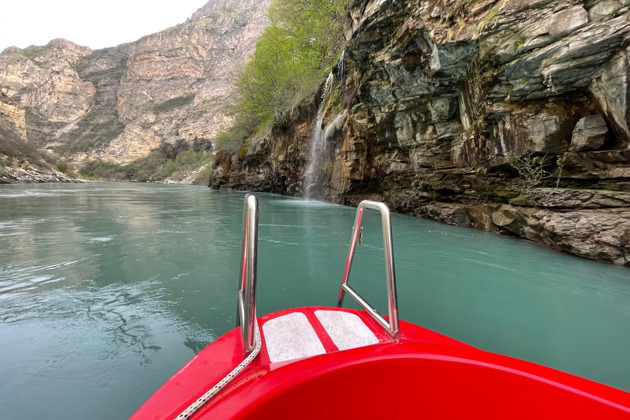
<box><xmin>0</xmin><ymin>183</ymin><xmax>629</xmax><ymax>419</ymax></box>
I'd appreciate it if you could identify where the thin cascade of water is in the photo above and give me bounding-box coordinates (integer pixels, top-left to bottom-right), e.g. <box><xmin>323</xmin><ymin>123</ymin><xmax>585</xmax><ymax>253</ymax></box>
<box><xmin>303</xmin><ymin>108</ymin><xmax>326</xmax><ymax>200</ymax></box>
<box><xmin>303</xmin><ymin>73</ymin><xmax>334</xmax><ymax>200</ymax></box>
<box><xmin>338</xmin><ymin>50</ymin><xmax>345</xmax><ymax>84</ymax></box>
<box><xmin>323</xmin><ymin>113</ymin><xmax>344</xmax><ymax>141</ymax></box>
<box><xmin>322</xmin><ymin>71</ymin><xmax>334</xmax><ymax>100</ymax></box>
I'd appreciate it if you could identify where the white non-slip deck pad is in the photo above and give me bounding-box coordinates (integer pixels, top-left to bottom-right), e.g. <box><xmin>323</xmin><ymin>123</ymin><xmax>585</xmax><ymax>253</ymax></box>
<box><xmin>262</xmin><ymin>312</ymin><xmax>326</xmax><ymax>363</ymax></box>
<box><xmin>315</xmin><ymin>310</ymin><xmax>379</xmax><ymax>350</ymax></box>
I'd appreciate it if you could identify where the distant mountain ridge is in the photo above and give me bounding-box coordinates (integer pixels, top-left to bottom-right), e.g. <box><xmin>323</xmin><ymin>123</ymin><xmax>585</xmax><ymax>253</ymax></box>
<box><xmin>0</xmin><ymin>0</ymin><xmax>271</xmax><ymax>174</ymax></box>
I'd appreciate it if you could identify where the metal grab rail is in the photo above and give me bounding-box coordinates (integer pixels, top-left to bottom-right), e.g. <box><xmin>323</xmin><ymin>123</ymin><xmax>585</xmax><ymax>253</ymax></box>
<box><xmin>337</xmin><ymin>200</ymin><xmax>400</xmax><ymax>339</ymax></box>
<box><xmin>237</xmin><ymin>194</ymin><xmax>259</xmax><ymax>354</ymax></box>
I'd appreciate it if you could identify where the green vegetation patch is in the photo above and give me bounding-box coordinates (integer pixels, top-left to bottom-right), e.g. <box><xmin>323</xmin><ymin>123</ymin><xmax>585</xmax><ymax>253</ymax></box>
<box><xmin>79</xmin><ymin>139</ymin><xmax>213</xmax><ymax>182</ymax></box>
<box><xmin>57</xmin><ymin>105</ymin><xmax>126</xmax><ymax>154</ymax></box>
<box><xmin>214</xmin><ymin>119</ymin><xmax>259</xmax><ymax>154</ymax></box>
<box><xmin>153</xmin><ymin>95</ymin><xmax>195</xmax><ymax>114</ymax></box>
<box><xmin>0</xmin><ymin>124</ymin><xmax>55</xmax><ymax>168</ymax></box>
<box><xmin>74</xmin><ymin>47</ymin><xmax>128</xmax><ymax>81</ymax></box>
<box><xmin>24</xmin><ymin>108</ymin><xmax>65</xmax><ymax>148</ymax></box>
<box><xmin>513</xmin><ymin>36</ymin><xmax>527</xmax><ymax>50</ymax></box>
<box><xmin>608</xmin><ymin>7</ymin><xmax>622</xmax><ymax>19</ymax></box>
<box><xmin>19</xmin><ymin>45</ymin><xmax>51</xmax><ymax>66</ymax></box>
<box><xmin>214</xmin><ymin>0</ymin><xmax>350</xmax><ymax>153</ymax></box>
<box><xmin>475</xmin><ymin>5</ymin><xmax>500</xmax><ymax>36</ymax></box>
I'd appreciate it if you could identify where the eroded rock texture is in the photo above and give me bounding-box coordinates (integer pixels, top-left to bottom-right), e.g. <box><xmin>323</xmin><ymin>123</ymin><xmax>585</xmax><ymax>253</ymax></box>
<box><xmin>212</xmin><ymin>0</ymin><xmax>630</xmax><ymax>266</ymax></box>
<box><xmin>0</xmin><ymin>0</ymin><xmax>270</xmax><ymax>166</ymax></box>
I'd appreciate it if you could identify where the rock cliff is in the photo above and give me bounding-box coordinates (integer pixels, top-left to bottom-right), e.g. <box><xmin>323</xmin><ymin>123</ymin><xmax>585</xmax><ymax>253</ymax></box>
<box><xmin>211</xmin><ymin>0</ymin><xmax>630</xmax><ymax>266</ymax></box>
<box><xmin>0</xmin><ymin>0</ymin><xmax>270</xmax><ymax>167</ymax></box>
<box><xmin>0</xmin><ymin>91</ymin><xmax>79</xmax><ymax>183</ymax></box>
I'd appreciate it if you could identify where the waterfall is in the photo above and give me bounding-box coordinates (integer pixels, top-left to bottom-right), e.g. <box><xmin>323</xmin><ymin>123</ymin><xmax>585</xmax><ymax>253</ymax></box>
<box><xmin>303</xmin><ymin>73</ymin><xmax>334</xmax><ymax>200</ymax></box>
<box><xmin>337</xmin><ymin>50</ymin><xmax>345</xmax><ymax>84</ymax></box>
<box><xmin>303</xmin><ymin>105</ymin><xmax>326</xmax><ymax>200</ymax></box>
<box><xmin>323</xmin><ymin>71</ymin><xmax>334</xmax><ymax>101</ymax></box>
<box><xmin>324</xmin><ymin>113</ymin><xmax>344</xmax><ymax>140</ymax></box>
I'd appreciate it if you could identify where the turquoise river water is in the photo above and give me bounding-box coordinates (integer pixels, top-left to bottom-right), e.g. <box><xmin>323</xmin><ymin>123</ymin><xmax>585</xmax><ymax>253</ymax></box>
<box><xmin>0</xmin><ymin>183</ymin><xmax>629</xmax><ymax>419</ymax></box>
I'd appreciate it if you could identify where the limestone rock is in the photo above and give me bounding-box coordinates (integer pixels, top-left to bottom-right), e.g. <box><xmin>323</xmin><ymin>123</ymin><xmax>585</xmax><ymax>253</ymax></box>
<box><xmin>0</xmin><ymin>94</ymin><xmax>26</xmax><ymax>142</ymax></box>
<box><xmin>588</xmin><ymin>0</ymin><xmax>624</xmax><ymax>20</ymax></box>
<box><xmin>524</xmin><ymin>188</ymin><xmax>630</xmax><ymax>209</ymax></box>
<box><xmin>210</xmin><ymin>0</ymin><xmax>630</xmax><ymax>265</ymax></box>
<box><xmin>0</xmin><ymin>0</ymin><xmax>271</xmax><ymax>166</ymax></box>
<box><xmin>570</xmin><ymin>114</ymin><xmax>608</xmax><ymax>151</ymax></box>
<box><xmin>525</xmin><ymin>114</ymin><xmax>566</xmax><ymax>153</ymax></box>
<box><xmin>0</xmin><ymin>39</ymin><xmax>95</xmax><ymax>124</ymax></box>
<box><xmin>492</xmin><ymin>206</ymin><xmax>516</xmax><ymax>227</ymax></box>
<box><xmin>589</xmin><ymin>47</ymin><xmax>630</xmax><ymax>148</ymax></box>
<box><xmin>561</xmin><ymin>150</ymin><xmax>630</xmax><ymax>180</ymax></box>
<box><xmin>497</xmin><ymin>205</ymin><xmax>630</xmax><ymax>267</ymax></box>
<box><xmin>0</xmin><ymin>166</ymin><xmax>82</xmax><ymax>184</ymax></box>
<box><xmin>466</xmin><ymin>205</ymin><xmax>497</xmax><ymax>232</ymax></box>
<box><xmin>423</xmin><ymin>203</ymin><xmax>472</xmax><ymax>228</ymax></box>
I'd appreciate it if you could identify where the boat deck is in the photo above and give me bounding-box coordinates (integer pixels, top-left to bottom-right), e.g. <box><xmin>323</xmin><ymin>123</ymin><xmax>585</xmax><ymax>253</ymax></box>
<box><xmin>131</xmin><ymin>197</ymin><xmax>630</xmax><ymax>420</ymax></box>
<box><xmin>130</xmin><ymin>306</ymin><xmax>472</xmax><ymax>420</ymax></box>
<box><xmin>131</xmin><ymin>306</ymin><xmax>630</xmax><ymax>420</ymax></box>
<box><xmin>264</xmin><ymin>309</ymin><xmax>380</xmax><ymax>362</ymax></box>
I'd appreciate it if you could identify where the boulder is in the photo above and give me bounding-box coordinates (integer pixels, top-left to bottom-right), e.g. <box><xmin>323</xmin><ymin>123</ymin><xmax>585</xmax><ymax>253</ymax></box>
<box><xmin>524</xmin><ymin>188</ymin><xmax>630</xmax><ymax>209</ymax></box>
<box><xmin>589</xmin><ymin>48</ymin><xmax>630</xmax><ymax>148</ymax></box>
<box><xmin>491</xmin><ymin>204</ymin><xmax>630</xmax><ymax>266</ymax></box>
<box><xmin>422</xmin><ymin>203</ymin><xmax>471</xmax><ymax>227</ymax></box>
<box><xmin>588</xmin><ymin>0</ymin><xmax>624</xmax><ymax>21</ymax></box>
<box><xmin>570</xmin><ymin>114</ymin><xmax>608</xmax><ymax>151</ymax></box>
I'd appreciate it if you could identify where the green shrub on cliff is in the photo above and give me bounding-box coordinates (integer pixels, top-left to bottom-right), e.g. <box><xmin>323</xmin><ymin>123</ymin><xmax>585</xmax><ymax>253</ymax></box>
<box><xmin>79</xmin><ymin>140</ymin><xmax>213</xmax><ymax>182</ymax></box>
<box><xmin>0</xmin><ymin>114</ymin><xmax>55</xmax><ymax>168</ymax></box>
<box><xmin>509</xmin><ymin>153</ymin><xmax>551</xmax><ymax>193</ymax></box>
<box><xmin>153</xmin><ymin>95</ymin><xmax>195</xmax><ymax>114</ymax></box>
<box><xmin>214</xmin><ymin>123</ymin><xmax>253</xmax><ymax>154</ymax></box>
<box><xmin>217</xmin><ymin>0</ymin><xmax>349</xmax><ymax>151</ymax></box>
<box><xmin>268</xmin><ymin>0</ymin><xmax>347</xmax><ymax>57</ymax></box>
<box><xmin>57</xmin><ymin>105</ymin><xmax>125</xmax><ymax>154</ymax></box>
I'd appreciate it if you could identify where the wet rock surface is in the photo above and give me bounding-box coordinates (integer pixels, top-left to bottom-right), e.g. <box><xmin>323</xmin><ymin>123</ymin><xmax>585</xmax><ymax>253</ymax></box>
<box><xmin>212</xmin><ymin>0</ymin><xmax>630</xmax><ymax>266</ymax></box>
<box><xmin>0</xmin><ymin>167</ymin><xmax>82</xmax><ymax>184</ymax></box>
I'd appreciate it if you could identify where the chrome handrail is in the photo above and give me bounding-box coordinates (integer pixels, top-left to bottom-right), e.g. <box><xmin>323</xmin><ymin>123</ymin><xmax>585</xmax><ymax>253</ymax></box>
<box><xmin>337</xmin><ymin>200</ymin><xmax>400</xmax><ymax>339</ymax></box>
<box><xmin>237</xmin><ymin>194</ymin><xmax>258</xmax><ymax>354</ymax></box>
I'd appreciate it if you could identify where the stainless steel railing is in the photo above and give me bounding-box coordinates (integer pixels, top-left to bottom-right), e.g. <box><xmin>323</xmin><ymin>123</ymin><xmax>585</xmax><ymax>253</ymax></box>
<box><xmin>236</xmin><ymin>195</ymin><xmax>399</xmax><ymax>351</ymax></box>
<box><xmin>337</xmin><ymin>200</ymin><xmax>400</xmax><ymax>339</ymax></box>
<box><xmin>236</xmin><ymin>194</ymin><xmax>259</xmax><ymax>354</ymax></box>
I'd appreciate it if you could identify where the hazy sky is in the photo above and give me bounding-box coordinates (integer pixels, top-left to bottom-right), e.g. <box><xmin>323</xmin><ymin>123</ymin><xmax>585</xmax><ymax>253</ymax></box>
<box><xmin>1</xmin><ymin>0</ymin><xmax>208</xmax><ymax>52</ymax></box>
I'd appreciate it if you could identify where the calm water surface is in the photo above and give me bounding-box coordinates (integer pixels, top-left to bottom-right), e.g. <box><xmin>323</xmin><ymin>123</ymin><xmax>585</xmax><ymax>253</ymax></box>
<box><xmin>0</xmin><ymin>183</ymin><xmax>629</xmax><ymax>419</ymax></box>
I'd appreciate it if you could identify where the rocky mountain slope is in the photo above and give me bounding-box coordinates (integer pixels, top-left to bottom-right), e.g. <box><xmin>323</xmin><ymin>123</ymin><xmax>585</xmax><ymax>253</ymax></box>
<box><xmin>0</xmin><ymin>0</ymin><xmax>270</xmax><ymax>170</ymax></box>
<box><xmin>211</xmin><ymin>0</ymin><xmax>630</xmax><ymax>266</ymax></box>
<box><xmin>0</xmin><ymin>90</ymin><xmax>77</xmax><ymax>183</ymax></box>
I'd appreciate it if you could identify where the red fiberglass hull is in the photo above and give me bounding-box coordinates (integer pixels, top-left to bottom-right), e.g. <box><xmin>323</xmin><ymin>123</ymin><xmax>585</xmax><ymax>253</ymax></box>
<box><xmin>131</xmin><ymin>307</ymin><xmax>630</xmax><ymax>419</ymax></box>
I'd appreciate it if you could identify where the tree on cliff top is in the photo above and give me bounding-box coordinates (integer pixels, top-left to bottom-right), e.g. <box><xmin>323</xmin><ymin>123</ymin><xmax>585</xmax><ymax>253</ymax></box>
<box><xmin>215</xmin><ymin>0</ymin><xmax>349</xmax><ymax>152</ymax></box>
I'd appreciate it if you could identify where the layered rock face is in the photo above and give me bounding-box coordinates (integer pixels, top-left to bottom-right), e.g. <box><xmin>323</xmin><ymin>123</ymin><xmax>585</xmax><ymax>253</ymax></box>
<box><xmin>1</xmin><ymin>39</ymin><xmax>95</xmax><ymax>125</ymax></box>
<box><xmin>0</xmin><ymin>92</ymin><xmax>78</xmax><ymax>183</ymax></box>
<box><xmin>212</xmin><ymin>0</ymin><xmax>630</xmax><ymax>266</ymax></box>
<box><xmin>0</xmin><ymin>0</ymin><xmax>270</xmax><ymax>166</ymax></box>
<box><xmin>0</xmin><ymin>93</ymin><xmax>26</xmax><ymax>142</ymax></box>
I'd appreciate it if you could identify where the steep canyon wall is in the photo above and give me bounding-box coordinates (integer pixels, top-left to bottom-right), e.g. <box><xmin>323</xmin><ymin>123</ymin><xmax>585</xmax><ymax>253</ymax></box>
<box><xmin>0</xmin><ymin>0</ymin><xmax>270</xmax><ymax>167</ymax></box>
<box><xmin>212</xmin><ymin>0</ymin><xmax>630</xmax><ymax>266</ymax></box>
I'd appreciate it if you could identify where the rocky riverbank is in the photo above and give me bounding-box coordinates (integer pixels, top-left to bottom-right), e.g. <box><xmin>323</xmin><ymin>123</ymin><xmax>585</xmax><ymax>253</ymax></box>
<box><xmin>211</xmin><ymin>0</ymin><xmax>630</xmax><ymax>266</ymax></box>
<box><xmin>0</xmin><ymin>166</ymin><xmax>83</xmax><ymax>184</ymax></box>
